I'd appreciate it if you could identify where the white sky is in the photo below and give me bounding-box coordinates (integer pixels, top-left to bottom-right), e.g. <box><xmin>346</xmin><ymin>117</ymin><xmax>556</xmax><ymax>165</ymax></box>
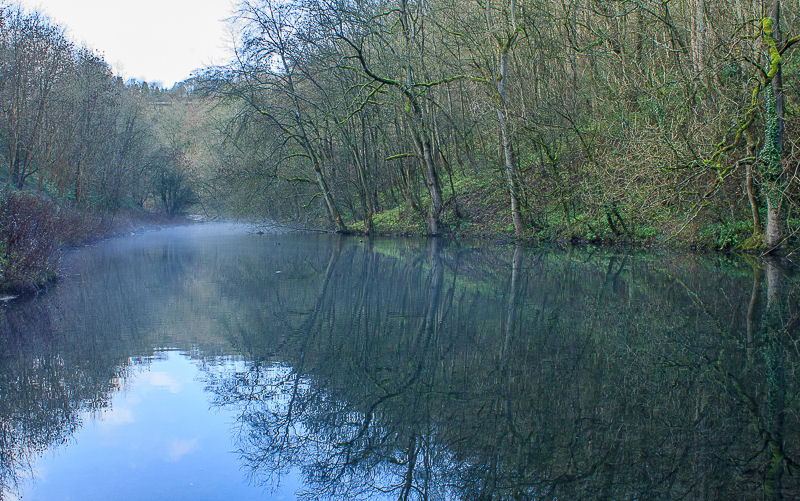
<box><xmin>15</xmin><ymin>0</ymin><xmax>238</xmax><ymax>88</ymax></box>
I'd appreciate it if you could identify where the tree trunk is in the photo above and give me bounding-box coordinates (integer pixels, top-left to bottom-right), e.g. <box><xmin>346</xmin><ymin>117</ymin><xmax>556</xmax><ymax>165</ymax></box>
<box><xmin>408</xmin><ymin>116</ymin><xmax>443</xmax><ymax>235</ymax></box>
<box><xmin>766</xmin><ymin>195</ymin><xmax>783</xmax><ymax>248</ymax></box>
<box><xmin>690</xmin><ymin>0</ymin><xmax>706</xmax><ymax>72</ymax></box>
<box><xmin>399</xmin><ymin>0</ymin><xmax>443</xmax><ymax>235</ymax></box>
<box><xmin>497</xmin><ymin>47</ymin><xmax>523</xmax><ymax>239</ymax></box>
<box><xmin>352</xmin><ymin>114</ymin><xmax>374</xmax><ymax>234</ymax></box>
<box><xmin>311</xmin><ymin>154</ymin><xmax>347</xmax><ymax>233</ymax></box>
<box><xmin>357</xmin><ymin>163</ymin><xmax>374</xmax><ymax>234</ymax></box>
<box><xmin>75</xmin><ymin>158</ymin><xmax>83</xmax><ymax>205</ymax></box>
<box><xmin>283</xmin><ymin>56</ymin><xmax>347</xmax><ymax>234</ymax></box>
<box><xmin>8</xmin><ymin>141</ymin><xmax>19</xmax><ymax>188</ymax></box>
<box><xmin>744</xmin><ymin>131</ymin><xmax>762</xmax><ymax>239</ymax></box>
<box><xmin>764</xmin><ymin>0</ymin><xmax>785</xmax><ymax>251</ymax></box>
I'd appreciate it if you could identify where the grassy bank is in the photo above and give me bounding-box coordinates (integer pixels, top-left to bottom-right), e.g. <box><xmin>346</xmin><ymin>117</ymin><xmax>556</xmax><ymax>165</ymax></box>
<box><xmin>0</xmin><ymin>190</ymin><xmax>185</xmax><ymax>295</ymax></box>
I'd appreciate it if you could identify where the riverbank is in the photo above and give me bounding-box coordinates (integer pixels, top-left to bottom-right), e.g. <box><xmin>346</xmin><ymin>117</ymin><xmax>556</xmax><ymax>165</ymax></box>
<box><xmin>273</xmin><ymin>171</ymin><xmax>800</xmax><ymax>256</ymax></box>
<box><xmin>257</xmin><ymin>216</ymin><xmax>800</xmax><ymax>262</ymax></box>
<box><xmin>0</xmin><ymin>190</ymin><xmax>188</xmax><ymax>296</ymax></box>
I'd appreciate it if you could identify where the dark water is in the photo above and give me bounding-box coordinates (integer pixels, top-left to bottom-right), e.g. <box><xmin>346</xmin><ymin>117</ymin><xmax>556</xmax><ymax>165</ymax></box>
<box><xmin>1</xmin><ymin>224</ymin><xmax>798</xmax><ymax>500</ymax></box>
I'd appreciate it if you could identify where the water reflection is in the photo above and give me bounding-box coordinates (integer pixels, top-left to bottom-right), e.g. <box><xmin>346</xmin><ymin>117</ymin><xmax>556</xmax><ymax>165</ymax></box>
<box><xmin>1</xmin><ymin>225</ymin><xmax>798</xmax><ymax>499</ymax></box>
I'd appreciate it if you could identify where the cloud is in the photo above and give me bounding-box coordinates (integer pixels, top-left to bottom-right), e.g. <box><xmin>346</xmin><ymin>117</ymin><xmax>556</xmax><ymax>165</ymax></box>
<box><xmin>100</xmin><ymin>406</ymin><xmax>135</xmax><ymax>427</ymax></box>
<box><xmin>166</xmin><ymin>438</ymin><xmax>199</xmax><ymax>462</ymax></box>
<box><xmin>148</xmin><ymin>372</ymin><xmax>183</xmax><ymax>393</ymax></box>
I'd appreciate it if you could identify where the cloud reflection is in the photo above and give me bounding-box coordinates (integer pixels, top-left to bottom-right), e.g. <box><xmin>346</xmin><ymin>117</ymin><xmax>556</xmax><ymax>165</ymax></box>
<box><xmin>100</xmin><ymin>406</ymin><xmax>135</xmax><ymax>427</ymax></box>
<box><xmin>148</xmin><ymin>372</ymin><xmax>182</xmax><ymax>393</ymax></box>
<box><xmin>166</xmin><ymin>438</ymin><xmax>199</xmax><ymax>463</ymax></box>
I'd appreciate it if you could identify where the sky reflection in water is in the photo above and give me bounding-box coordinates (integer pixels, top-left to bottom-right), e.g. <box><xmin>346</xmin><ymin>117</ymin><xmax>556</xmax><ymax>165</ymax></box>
<box><xmin>15</xmin><ymin>352</ymin><xmax>300</xmax><ymax>501</ymax></box>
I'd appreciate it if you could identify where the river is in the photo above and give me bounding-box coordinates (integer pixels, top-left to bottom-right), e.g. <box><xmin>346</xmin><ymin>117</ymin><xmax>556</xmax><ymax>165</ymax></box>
<box><xmin>0</xmin><ymin>223</ymin><xmax>798</xmax><ymax>500</ymax></box>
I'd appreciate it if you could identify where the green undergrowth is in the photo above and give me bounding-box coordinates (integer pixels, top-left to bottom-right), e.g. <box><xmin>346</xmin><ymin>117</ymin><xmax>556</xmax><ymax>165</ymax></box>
<box><xmin>348</xmin><ymin>170</ymin><xmax>795</xmax><ymax>253</ymax></box>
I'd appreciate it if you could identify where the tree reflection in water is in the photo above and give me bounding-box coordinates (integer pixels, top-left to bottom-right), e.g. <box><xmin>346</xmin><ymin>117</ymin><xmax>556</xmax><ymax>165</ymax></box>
<box><xmin>0</xmin><ymin>234</ymin><xmax>202</xmax><ymax>499</ymax></box>
<box><xmin>0</xmin><ymin>229</ymin><xmax>797</xmax><ymax>500</ymax></box>
<box><xmin>203</xmin><ymin>238</ymin><xmax>800</xmax><ymax>500</ymax></box>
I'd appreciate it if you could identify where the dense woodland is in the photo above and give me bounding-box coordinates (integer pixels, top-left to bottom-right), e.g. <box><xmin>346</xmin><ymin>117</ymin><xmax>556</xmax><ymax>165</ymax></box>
<box><xmin>1</xmin><ymin>0</ymin><xmax>800</xmax><ymax>255</ymax></box>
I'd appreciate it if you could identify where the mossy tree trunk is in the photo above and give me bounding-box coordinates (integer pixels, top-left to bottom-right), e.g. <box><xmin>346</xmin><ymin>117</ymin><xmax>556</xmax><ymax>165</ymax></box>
<box><xmin>762</xmin><ymin>2</ymin><xmax>785</xmax><ymax>251</ymax></box>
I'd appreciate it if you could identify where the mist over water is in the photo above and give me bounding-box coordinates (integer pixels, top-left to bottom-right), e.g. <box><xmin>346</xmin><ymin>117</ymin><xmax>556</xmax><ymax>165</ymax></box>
<box><xmin>1</xmin><ymin>224</ymin><xmax>798</xmax><ymax>500</ymax></box>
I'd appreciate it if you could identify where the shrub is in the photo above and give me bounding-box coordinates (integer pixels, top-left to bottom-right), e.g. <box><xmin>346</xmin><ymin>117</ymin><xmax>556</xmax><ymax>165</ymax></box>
<box><xmin>0</xmin><ymin>191</ymin><xmax>60</xmax><ymax>292</ymax></box>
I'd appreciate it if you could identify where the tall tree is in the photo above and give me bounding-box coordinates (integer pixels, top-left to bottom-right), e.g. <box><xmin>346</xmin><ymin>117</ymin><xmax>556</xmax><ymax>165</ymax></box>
<box><xmin>230</xmin><ymin>0</ymin><xmax>348</xmax><ymax>232</ymax></box>
<box><xmin>762</xmin><ymin>0</ymin><xmax>786</xmax><ymax>250</ymax></box>
<box><xmin>0</xmin><ymin>7</ymin><xmax>71</xmax><ymax>189</ymax></box>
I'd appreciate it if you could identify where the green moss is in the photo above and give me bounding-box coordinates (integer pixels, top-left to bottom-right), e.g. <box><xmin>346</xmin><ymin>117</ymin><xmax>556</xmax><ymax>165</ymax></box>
<box><xmin>738</xmin><ymin>233</ymin><xmax>765</xmax><ymax>251</ymax></box>
<box><xmin>762</xmin><ymin>18</ymin><xmax>782</xmax><ymax>79</ymax></box>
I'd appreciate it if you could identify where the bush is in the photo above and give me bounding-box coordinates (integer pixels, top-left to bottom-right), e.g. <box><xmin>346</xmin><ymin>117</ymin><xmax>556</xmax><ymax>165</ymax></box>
<box><xmin>52</xmin><ymin>206</ymin><xmax>111</xmax><ymax>247</ymax></box>
<box><xmin>0</xmin><ymin>191</ymin><xmax>60</xmax><ymax>292</ymax></box>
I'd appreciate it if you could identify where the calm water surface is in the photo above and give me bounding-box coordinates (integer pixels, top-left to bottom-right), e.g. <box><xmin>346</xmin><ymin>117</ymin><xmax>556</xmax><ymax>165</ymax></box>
<box><xmin>1</xmin><ymin>224</ymin><xmax>798</xmax><ymax>500</ymax></box>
